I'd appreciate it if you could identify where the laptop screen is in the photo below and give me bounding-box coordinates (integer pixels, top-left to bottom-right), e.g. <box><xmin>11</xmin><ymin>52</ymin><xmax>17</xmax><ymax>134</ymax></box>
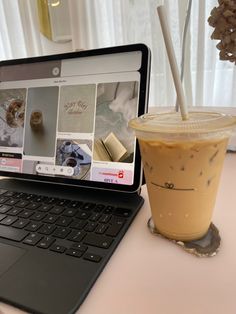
<box><xmin>0</xmin><ymin>44</ymin><xmax>150</xmax><ymax>192</ymax></box>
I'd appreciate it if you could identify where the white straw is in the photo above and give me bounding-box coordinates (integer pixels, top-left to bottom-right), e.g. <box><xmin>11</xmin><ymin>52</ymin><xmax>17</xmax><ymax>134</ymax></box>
<box><xmin>157</xmin><ymin>5</ymin><xmax>189</xmax><ymax>120</ymax></box>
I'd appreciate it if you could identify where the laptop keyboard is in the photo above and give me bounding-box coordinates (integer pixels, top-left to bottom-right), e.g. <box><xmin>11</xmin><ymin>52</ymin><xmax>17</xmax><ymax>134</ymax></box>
<box><xmin>0</xmin><ymin>189</ymin><xmax>132</xmax><ymax>263</ymax></box>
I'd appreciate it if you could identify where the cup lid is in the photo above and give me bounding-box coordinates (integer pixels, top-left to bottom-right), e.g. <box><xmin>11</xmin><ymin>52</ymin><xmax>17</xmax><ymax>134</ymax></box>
<box><xmin>129</xmin><ymin>111</ymin><xmax>236</xmax><ymax>134</ymax></box>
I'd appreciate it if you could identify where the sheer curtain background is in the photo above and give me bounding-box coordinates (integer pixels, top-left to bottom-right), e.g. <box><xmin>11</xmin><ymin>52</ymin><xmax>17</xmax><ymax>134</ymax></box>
<box><xmin>0</xmin><ymin>0</ymin><xmax>235</xmax><ymax>108</ymax></box>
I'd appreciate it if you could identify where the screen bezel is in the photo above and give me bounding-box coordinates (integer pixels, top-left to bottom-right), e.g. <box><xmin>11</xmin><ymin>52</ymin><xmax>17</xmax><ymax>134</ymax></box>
<box><xmin>0</xmin><ymin>43</ymin><xmax>150</xmax><ymax>193</ymax></box>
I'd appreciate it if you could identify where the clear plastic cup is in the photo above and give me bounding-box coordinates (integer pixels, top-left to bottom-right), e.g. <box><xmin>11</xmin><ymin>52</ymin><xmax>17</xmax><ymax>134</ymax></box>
<box><xmin>129</xmin><ymin>111</ymin><xmax>236</xmax><ymax>241</ymax></box>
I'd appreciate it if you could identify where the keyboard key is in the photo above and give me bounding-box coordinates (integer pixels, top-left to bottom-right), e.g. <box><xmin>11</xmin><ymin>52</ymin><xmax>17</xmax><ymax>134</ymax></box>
<box><xmin>25</xmin><ymin>221</ymin><xmax>42</xmax><ymax>232</ymax></box>
<box><xmin>0</xmin><ymin>205</ymin><xmax>12</xmax><ymax>214</ymax></box>
<box><xmin>31</xmin><ymin>212</ymin><xmax>46</xmax><ymax>221</ymax></box>
<box><xmin>66</xmin><ymin>248</ymin><xmax>83</xmax><ymax>258</ymax></box>
<box><xmin>0</xmin><ymin>197</ymin><xmax>7</xmax><ymax>204</ymax></box>
<box><xmin>0</xmin><ymin>189</ymin><xmax>7</xmax><ymax>195</ymax></box>
<box><xmin>89</xmin><ymin>212</ymin><xmax>101</xmax><ymax>222</ymax></box>
<box><xmin>0</xmin><ymin>214</ymin><xmax>6</xmax><ymax>221</ymax></box>
<box><xmin>50</xmin><ymin>206</ymin><xmax>64</xmax><ymax>215</ymax></box>
<box><xmin>84</xmin><ymin>222</ymin><xmax>97</xmax><ymax>232</ymax></box>
<box><xmin>76</xmin><ymin>211</ymin><xmax>91</xmax><ymax>220</ymax></box>
<box><xmin>45</xmin><ymin>197</ymin><xmax>57</xmax><ymax>205</ymax></box>
<box><xmin>71</xmin><ymin>243</ymin><xmax>88</xmax><ymax>252</ymax></box>
<box><xmin>99</xmin><ymin>214</ymin><xmax>111</xmax><ymax>224</ymax></box>
<box><xmin>56</xmin><ymin>216</ymin><xmax>72</xmax><ymax>227</ymax></box>
<box><xmin>37</xmin><ymin>236</ymin><xmax>55</xmax><ymax>249</ymax></box>
<box><xmin>26</xmin><ymin>202</ymin><xmax>40</xmax><ymax>210</ymax></box>
<box><xmin>95</xmin><ymin>224</ymin><xmax>108</xmax><ymax>234</ymax></box>
<box><xmin>15</xmin><ymin>200</ymin><xmax>29</xmax><ymax>208</ymax></box>
<box><xmin>0</xmin><ymin>216</ymin><xmax>18</xmax><ymax>226</ymax></box>
<box><xmin>103</xmin><ymin>206</ymin><xmax>114</xmax><ymax>214</ymax></box>
<box><xmin>38</xmin><ymin>224</ymin><xmax>56</xmax><ymax>235</ymax></box>
<box><xmin>14</xmin><ymin>192</ymin><xmax>26</xmax><ymax>199</ymax></box>
<box><xmin>63</xmin><ymin>208</ymin><xmax>77</xmax><ymax>217</ymax></box>
<box><xmin>106</xmin><ymin>219</ymin><xmax>125</xmax><ymax>237</ymax></box>
<box><xmin>69</xmin><ymin>201</ymin><xmax>83</xmax><ymax>209</ymax></box>
<box><xmin>50</xmin><ymin>244</ymin><xmax>66</xmax><ymax>253</ymax></box>
<box><xmin>3</xmin><ymin>191</ymin><xmax>15</xmax><ymax>197</ymax></box>
<box><xmin>81</xmin><ymin>203</ymin><xmax>96</xmax><ymax>211</ymax></box>
<box><xmin>0</xmin><ymin>225</ymin><xmax>28</xmax><ymax>242</ymax></box>
<box><xmin>5</xmin><ymin>199</ymin><xmax>19</xmax><ymax>206</ymax></box>
<box><xmin>52</xmin><ymin>227</ymin><xmax>71</xmax><ymax>239</ymax></box>
<box><xmin>18</xmin><ymin>209</ymin><xmax>34</xmax><ymax>219</ymax></box>
<box><xmin>114</xmin><ymin>208</ymin><xmax>132</xmax><ymax>218</ymax></box>
<box><xmin>25</xmin><ymin>194</ymin><xmax>36</xmax><ymax>201</ymax></box>
<box><xmin>93</xmin><ymin>204</ymin><xmax>105</xmax><ymax>212</ymax></box>
<box><xmin>38</xmin><ymin>204</ymin><xmax>53</xmax><ymax>212</ymax></box>
<box><xmin>70</xmin><ymin>219</ymin><xmax>87</xmax><ymax>230</ymax></box>
<box><xmin>57</xmin><ymin>199</ymin><xmax>70</xmax><ymax>206</ymax></box>
<box><xmin>12</xmin><ymin>219</ymin><xmax>29</xmax><ymax>229</ymax></box>
<box><xmin>34</xmin><ymin>196</ymin><xmax>47</xmax><ymax>203</ymax></box>
<box><xmin>110</xmin><ymin>216</ymin><xmax>126</xmax><ymax>225</ymax></box>
<box><xmin>43</xmin><ymin>214</ymin><xmax>58</xmax><ymax>224</ymax></box>
<box><xmin>23</xmin><ymin>233</ymin><xmax>42</xmax><ymax>246</ymax></box>
<box><xmin>83</xmin><ymin>234</ymin><xmax>113</xmax><ymax>249</ymax></box>
<box><xmin>83</xmin><ymin>252</ymin><xmax>102</xmax><ymax>263</ymax></box>
<box><xmin>67</xmin><ymin>230</ymin><xmax>86</xmax><ymax>242</ymax></box>
<box><xmin>7</xmin><ymin>207</ymin><xmax>22</xmax><ymax>216</ymax></box>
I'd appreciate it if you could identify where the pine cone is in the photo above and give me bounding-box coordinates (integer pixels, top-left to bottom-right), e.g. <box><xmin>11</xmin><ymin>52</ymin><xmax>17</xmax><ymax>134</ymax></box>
<box><xmin>208</xmin><ymin>0</ymin><xmax>236</xmax><ymax>64</ymax></box>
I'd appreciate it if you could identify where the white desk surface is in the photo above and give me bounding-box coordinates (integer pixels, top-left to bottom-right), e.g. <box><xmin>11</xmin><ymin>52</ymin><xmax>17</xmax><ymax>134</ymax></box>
<box><xmin>0</xmin><ymin>153</ymin><xmax>236</xmax><ymax>314</ymax></box>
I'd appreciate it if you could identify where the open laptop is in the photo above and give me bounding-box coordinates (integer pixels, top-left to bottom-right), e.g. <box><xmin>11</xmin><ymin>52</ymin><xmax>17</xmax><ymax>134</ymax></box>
<box><xmin>0</xmin><ymin>44</ymin><xmax>150</xmax><ymax>314</ymax></box>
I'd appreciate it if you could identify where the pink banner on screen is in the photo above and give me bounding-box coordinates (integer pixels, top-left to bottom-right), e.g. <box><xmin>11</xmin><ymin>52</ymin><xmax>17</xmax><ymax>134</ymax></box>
<box><xmin>92</xmin><ymin>167</ymin><xmax>133</xmax><ymax>185</ymax></box>
<box><xmin>0</xmin><ymin>157</ymin><xmax>22</xmax><ymax>172</ymax></box>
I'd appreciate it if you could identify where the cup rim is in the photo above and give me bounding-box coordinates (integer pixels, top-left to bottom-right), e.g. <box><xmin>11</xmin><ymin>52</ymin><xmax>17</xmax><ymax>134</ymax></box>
<box><xmin>129</xmin><ymin>111</ymin><xmax>236</xmax><ymax>134</ymax></box>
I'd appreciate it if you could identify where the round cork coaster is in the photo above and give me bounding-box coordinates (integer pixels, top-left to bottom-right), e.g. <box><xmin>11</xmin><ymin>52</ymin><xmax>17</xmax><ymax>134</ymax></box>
<box><xmin>147</xmin><ymin>218</ymin><xmax>221</xmax><ymax>257</ymax></box>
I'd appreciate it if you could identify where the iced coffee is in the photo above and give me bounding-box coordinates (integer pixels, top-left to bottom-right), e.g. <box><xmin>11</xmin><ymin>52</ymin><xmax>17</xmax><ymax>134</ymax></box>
<box><xmin>129</xmin><ymin>111</ymin><xmax>236</xmax><ymax>241</ymax></box>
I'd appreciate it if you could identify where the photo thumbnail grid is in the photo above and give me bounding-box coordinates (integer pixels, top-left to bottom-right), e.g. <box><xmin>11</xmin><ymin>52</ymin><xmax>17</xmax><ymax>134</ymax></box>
<box><xmin>0</xmin><ymin>80</ymin><xmax>138</xmax><ymax>184</ymax></box>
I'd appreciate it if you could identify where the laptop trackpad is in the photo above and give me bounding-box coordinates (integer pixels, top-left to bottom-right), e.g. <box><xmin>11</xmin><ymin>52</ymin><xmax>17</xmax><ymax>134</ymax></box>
<box><xmin>0</xmin><ymin>243</ymin><xmax>25</xmax><ymax>276</ymax></box>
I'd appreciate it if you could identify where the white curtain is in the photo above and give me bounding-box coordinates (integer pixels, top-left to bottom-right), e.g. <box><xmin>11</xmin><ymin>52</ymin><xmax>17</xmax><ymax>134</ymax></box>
<box><xmin>0</xmin><ymin>0</ymin><xmax>72</xmax><ymax>59</ymax></box>
<box><xmin>0</xmin><ymin>0</ymin><xmax>235</xmax><ymax>108</ymax></box>
<box><xmin>0</xmin><ymin>0</ymin><xmax>43</xmax><ymax>58</ymax></box>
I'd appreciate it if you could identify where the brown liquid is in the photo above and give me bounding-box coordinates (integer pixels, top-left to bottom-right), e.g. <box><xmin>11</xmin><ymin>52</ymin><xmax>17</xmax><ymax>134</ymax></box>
<box><xmin>139</xmin><ymin>137</ymin><xmax>228</xmax><ymax>241</ymax></box>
